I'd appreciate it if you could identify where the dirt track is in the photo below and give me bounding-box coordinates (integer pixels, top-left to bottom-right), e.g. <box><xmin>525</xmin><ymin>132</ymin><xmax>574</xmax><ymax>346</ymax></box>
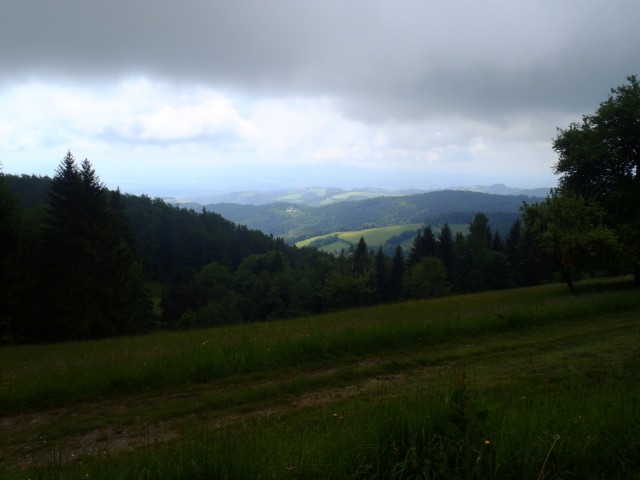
<box><xmin>2</xmin><ymin>314</ymin><xmax>638</xmax><ymax>472</ymax></box>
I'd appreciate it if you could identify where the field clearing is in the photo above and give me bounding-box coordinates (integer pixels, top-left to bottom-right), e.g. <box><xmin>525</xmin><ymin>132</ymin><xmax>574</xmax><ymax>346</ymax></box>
<box><xmin>295</xmin><ymin>223</ymin><xmax>424</xmax><ymax>250</ymax></box>
<box><xmin>296</xmin><ymin>223</ymin><xmax>470</xmax><ymax>252</ymax></box>
<box><xmin>1</xmin><ymin>277</ymin><xmax>639</xmax><ymax>478</ymax></box>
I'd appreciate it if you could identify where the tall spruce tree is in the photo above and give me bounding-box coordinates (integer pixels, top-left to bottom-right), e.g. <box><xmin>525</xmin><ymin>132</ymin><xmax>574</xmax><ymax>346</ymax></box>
<box><xmin>436</xmin><ymin>223</ymin><xmax>454</xmax><ymax>274</ymax></box>
<box><xmin>389</xmin><ymin>245</ymin><xmax>405</xmax><ymax>300</ymax></box>
<box><xmin>373</xmin><ymin>247</ymin><xmax>389</xmax><ymax>301</ymax></box>
<box><xmin>0</xmin><ymin>164</ymin><xmax>23</xmax><ymax>340</ymax></box>
<box><xmin>37</xmin><ymin>152</ymin><xmax>152</xmax><ymax>340</ymax></box>
<box><xmin>352</xmin><ymin>236</ymin><xmax>369</xmax><ymax>275</ymax></box>
<box><xmin>408</xmin><ymin>227</ymin><xmax>437</xmax><ymax>268</ymax></box>
<box><xmin>453</xmin><ymin>213</ymin><xmax>512</xmax><ymax>292</ymax></box>
<box><xmin>407</xmin><ymin>229</ymin><xmax>424</xmax><ymax>267</ymax></box>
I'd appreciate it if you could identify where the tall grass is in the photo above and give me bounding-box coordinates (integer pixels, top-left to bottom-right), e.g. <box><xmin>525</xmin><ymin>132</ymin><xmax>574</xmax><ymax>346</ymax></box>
<box><xmin>3</xmin><ymin>277</ymin><xmax>640</xmax><ymax>479</ymax></box>
<box><xmin>2</xmin><ymin>279</ymin><xmax>638</xmax><ymax>412</ymax></box>
<box><xmin>18</xmin><ymin>358</ymin><xmax>640</xmax><ymax>479</ymax></box>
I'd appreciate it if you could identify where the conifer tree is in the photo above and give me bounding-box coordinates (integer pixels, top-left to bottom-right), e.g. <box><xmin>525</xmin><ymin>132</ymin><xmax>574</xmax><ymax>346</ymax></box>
<box><xmin>352</xmin><ymin>236</ymin><xmax>369</xmax><ymax>275</ymax></box>
<box><xmin>408</xmin><ymin>227</ymin><xmax>437</xmax><ymax>267</ymax></box>
<box><xmin>374</xmin><ymin>247</ymin><xmax>389</xmax><ymax>301</ymax></box>
<box><xmin>453</xmin><ymin>213</ymin><xmax>510</xmax><ymax>292</ymax></box>
<box><xmin>36</xmin><ymin>152</ymin><xmax>152</xmax><ymax>340</ymax></box>
<box><xmin>407</xmin><ymin>229</ymin><xmax>423</xmax><ymax>267</ymax></box>
<box><xmin>436</xmin><ymin>223</ymin><xmax>454</xmax><ymax>274</ymax></box>
<box><xmin>422</xmin><ymin>226</ymin><xmax>437</xmax><ymax>257</ymax></box>
<box><xmin>389</xmin><ymin>245</ymin><xmax>405</xmax><ymax>300</ymax></box>
<box><xmin>505</xmin><ymin>218</ymin><xmax>521</xmax><ymax>264</ymax></box>
<box><xmin>491</xmin><ymin>230</ymin><xmax>504</xmax><ymax>252</ymax></box>
<box><xmin>0</xmin><ymin>164</ymin><xmax>23</xmax><ymax>340</ymax></box>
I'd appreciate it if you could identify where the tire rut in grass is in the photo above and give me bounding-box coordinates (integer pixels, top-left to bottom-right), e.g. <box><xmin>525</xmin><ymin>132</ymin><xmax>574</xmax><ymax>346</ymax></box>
<box><xmin>3</xmin><ymin>314</ymin><xmax>638</xmax><ymax>472</ymax></box>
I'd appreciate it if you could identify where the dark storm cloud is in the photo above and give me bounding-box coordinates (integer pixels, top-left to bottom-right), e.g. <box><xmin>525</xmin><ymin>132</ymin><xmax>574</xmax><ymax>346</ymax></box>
<box><xmin>2</xmin><ymin>0</ymin><xmax>639</xmax><ymax>122</ymax></box>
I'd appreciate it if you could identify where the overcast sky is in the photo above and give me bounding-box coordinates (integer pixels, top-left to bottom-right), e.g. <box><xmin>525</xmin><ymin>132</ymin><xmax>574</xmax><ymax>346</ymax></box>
<box><xmin>1</xmin><ymin>0</ymin><xmax>638</xmax><ymax>196</ymax></box>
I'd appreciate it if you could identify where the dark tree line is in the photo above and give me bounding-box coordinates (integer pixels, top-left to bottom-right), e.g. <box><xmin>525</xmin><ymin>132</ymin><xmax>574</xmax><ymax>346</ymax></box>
<box><xmin>4</xmin><ymin>154</ymin><xmax>552</xmax><ymax>343</ymax></box>
<box><xmin>307</xmin><ymin>211</ymin><xmax>563</xmax><ymax>312</ymax></box>
<box><xmin>0</xmin><ymin>154</ymin><xmax>616</xmax><ymax>344</ymax></box>
<box><xmin>2</xmin><ymin>153</ymin><xmax>153</xmax><ymax>341</ymax></box>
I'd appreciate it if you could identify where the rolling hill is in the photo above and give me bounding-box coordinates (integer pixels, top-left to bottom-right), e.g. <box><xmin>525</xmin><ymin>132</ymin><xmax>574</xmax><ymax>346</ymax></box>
<box><xmin>205</xmin><ymin>189</ymin><xmax>543</xmax><ymax>243</ymax></box>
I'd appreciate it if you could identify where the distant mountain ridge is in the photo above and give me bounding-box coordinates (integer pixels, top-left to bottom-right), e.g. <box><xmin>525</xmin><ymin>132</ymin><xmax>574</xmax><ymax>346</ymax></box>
<box><xmin>166</xmin><ymin>187</ymin><xmax>422</xmax><ymax>208</ymax></box>
<box><xmin>4</xmin><ymin>173</ymin><xmax>548</xmax><ymax>246</ymax></box>
<box><xmin>452</xmin><ymin>184</ymin><xmax>552</xmax><ymax>198</ymax></box>
<box><xmin>202</xmin><ymin>189</ymin><xmax>547</xmax><ymax>243</ymax></box>
<box><xmin>166</xmin><ymin>184</ymin><xmax>552</xmax><ymax>207</ymax></box>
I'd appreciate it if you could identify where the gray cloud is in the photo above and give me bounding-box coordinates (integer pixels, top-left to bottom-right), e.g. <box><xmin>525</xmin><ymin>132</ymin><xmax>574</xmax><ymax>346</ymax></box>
<box><xmin>2</xmin><ymin>0</ymin><xmax>639</xmax><ymax>125</ymax></box>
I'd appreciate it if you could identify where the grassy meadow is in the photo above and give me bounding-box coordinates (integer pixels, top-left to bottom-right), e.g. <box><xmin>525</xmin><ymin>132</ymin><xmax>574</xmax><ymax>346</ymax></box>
<box><xmin>295</xmin><ymin>223</ymin><xmax>470</xmax><ymax>253</ymax></box>
<box><xmin>295</xmin><ymin>223</ymin><xmax>425</xmax><ymax>251</ymax></box>
<box><xmin>1</xmin><ymin>277</ymin><xmax>640</xmax><ymax>478</ymax></box>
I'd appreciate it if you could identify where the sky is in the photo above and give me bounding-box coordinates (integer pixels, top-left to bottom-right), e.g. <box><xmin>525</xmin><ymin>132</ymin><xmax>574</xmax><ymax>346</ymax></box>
<box><xmin>1</xmin><ymin>0</ymin><xmax>639</xmax><ymax>197</ymax></box>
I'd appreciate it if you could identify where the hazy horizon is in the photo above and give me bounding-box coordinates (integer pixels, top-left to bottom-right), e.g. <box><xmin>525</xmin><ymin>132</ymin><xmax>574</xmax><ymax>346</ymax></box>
<box><xmin>4</xmin><ymin>161</ymin><xmax>555</xmax><ymax>200</ymax></box>
<box><xmin>2</xmin><ymin>1</ymin><xmax>638</xmax><ymax>196</ymax></box>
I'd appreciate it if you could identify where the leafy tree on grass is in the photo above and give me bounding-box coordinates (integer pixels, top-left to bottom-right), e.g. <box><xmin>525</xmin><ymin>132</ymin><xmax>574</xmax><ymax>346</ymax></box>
<box><xmin>522</xmin><ymin>190</ymin><xmax>620</xmax><ymax>295</ymax></box>
<box><xmin>553</xmin><ymin>75</ymin><xmax>640</xmax><ymax>283</ymax></box>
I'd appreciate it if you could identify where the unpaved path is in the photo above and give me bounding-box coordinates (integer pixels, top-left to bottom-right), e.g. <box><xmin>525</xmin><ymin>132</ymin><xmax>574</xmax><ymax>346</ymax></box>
<box><xmin>1</xmin><ymin>356</ymin><xmax>426</xmax><ymax>470</ymax></box>
<box><xmin>2</xmin><ymin>315</ymin><xmax>638</xmax><ymax>472</ymax></box>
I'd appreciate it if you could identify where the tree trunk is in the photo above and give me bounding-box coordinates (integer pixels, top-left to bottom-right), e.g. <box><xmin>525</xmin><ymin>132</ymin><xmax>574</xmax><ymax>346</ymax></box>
<box><xmin>560</xmin><ymin>265</ymin><xmax>577</xmax><ymax>296</ymax></box>
<box><xmin>557</xmin><ymin>259</ymin><xmax>577</xmax><ymax>295</ymax></box>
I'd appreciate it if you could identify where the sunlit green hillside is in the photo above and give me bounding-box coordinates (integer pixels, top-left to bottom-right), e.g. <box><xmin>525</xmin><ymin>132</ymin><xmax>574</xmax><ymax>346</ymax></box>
<box><xmin>295</xmin><ymin>223</ymin><xmax>469</xmax><ymax>252</ymax></box>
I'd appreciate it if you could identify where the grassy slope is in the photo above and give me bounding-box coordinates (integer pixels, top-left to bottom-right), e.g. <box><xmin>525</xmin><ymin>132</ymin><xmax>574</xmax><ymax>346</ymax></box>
<box><xmin>296</xmin><ymin>223</ymin><xmax>470</xmax><ymax>251</ymax></box>
<box><xmin>295</xmin><ymin>224</ymin><xmax>418</xmax><ymax>248</ymax></box>
<box><xmin>296</xmin><ymin>223</ymin><xmax>473</xmax><ymax>251</ymax></box>
<box><xmin>2</xmin><ymin>277</ymin><xmax>639</xmax><ymax>478</ymax></box>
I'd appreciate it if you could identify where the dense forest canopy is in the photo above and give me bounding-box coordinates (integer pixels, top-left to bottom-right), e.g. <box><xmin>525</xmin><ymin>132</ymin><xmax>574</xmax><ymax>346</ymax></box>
<box><xmin>2</xmin><ymin>155</ymin><xmax>559</xmax><ymax>343</ymax></box>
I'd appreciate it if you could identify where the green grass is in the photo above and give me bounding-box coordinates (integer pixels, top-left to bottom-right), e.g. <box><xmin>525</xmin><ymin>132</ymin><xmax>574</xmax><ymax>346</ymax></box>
<box><xmin>2</xmin><ymin>277</ymin><xmax>640</xmax><ymax>478</ymax></box>
<box><xmin>296</xmin><ymin>223</ymin><xmax>423</xmax><ymax>250</ymax></box>
<box><xmin>311</xmin><ymin>238</ymin><xmax>353</xmax><ymax>253</ymax></box>
<box><xmin>295</xmin><ymin>223</ymin><xmax>469</xmax><ymax>252</ymax></box>
<box><xmin>1</xmin><ymin>278</ymin><xmax>637</xmax><ymax>412</ymax></box>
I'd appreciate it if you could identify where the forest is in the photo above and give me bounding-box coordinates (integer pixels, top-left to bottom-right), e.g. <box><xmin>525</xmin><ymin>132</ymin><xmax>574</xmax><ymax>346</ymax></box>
<box><xmin>1</xmin><ymin>75</ymin><xmax>638</xmax><ymax>344</ymax></box>
<box><xmin>0</xmin><ymin>159</ymin><xmax>621</xmax><ymax>343</ymax></box>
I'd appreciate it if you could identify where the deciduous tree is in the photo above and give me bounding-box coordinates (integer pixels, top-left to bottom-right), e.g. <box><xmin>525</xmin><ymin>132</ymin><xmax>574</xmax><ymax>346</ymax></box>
<box><xmin>553</xmin><ymin>75</ymin><xmax>640</xmax><ymax>282</ymax></box>
<box><xmin>522</xmin><ymin>190</ymin><xmax>620</xmax><ymax>295</ymax></box>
